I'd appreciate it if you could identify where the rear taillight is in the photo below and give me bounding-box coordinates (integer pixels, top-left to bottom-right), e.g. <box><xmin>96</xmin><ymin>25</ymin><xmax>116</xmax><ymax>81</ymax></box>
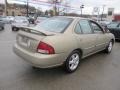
<box><xmin>37</xmin><ymin>41</ymin><xmax>55</xmax><ymax>54</ymax></box>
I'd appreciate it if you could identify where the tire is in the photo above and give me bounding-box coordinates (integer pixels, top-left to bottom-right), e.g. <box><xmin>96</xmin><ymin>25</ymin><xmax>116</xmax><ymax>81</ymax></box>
<box><xmin>64</xmin><ymin>50</ymin><xmax>81</xmax><ymax>73</ymax></box>
<box><xmin>2</xmin><ymin>27</ymin><xmax>4</xmax><ymax>30</ymax></box>
<box><xmin>104</xmin><ymin>40</ymin><xmax>113</xmax><ymax>53</ymax></box>
<box><xmin>0</xmin><ymin>27</ymin><xmax>4</xmax><ymax>30</ymax></box>
<box><xmin>12</xmin><ymin>27</ymin><xmax>15</xmax><ymax>31</ymax></box>
<box><xmin>1</xmin><ymin>26</ymin><xmax>4</xmax><ymax>30</ymax></box>
<box><xmin>12</xmin><ymin>27</ymin><xmax>18</xmax><ymax>31</ymax></box>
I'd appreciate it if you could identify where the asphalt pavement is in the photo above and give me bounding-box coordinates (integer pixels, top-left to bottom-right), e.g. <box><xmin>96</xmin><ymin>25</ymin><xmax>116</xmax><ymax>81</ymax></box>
<box><xmin>0</xmin><ymin>24</ymin><xmax>120</xmax><ymax>90</ymax></box>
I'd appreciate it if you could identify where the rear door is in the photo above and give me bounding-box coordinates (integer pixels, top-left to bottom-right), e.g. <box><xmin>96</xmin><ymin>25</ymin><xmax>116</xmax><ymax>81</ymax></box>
<box><xmin>74</xmin><ymin>19</ymin><xmax>97</xmax><ymax>56</ymax></box>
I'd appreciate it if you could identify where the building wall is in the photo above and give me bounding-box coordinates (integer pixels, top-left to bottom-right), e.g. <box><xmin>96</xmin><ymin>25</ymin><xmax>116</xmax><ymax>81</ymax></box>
<box><xmin>7</xmin><ymin>8</ymin><xmax>26</xmax><ymax>16</ymax></box>
<box><xmin>114</xmin><ymin>15</ymin><xmax>120</xmax><ymax>21</ymax></box>
<box><xmin>0</xmin><ymin>4</ymin><xmax>36</xmax><ymax>16</ymax></box>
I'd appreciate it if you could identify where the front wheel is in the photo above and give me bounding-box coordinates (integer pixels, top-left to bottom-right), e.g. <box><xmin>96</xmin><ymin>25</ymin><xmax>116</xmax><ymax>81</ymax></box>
<box><xmin>105</xmin><ymin>41</ymin><xmax>113</xmax><ymax>53</ymax></box>
<box><xmin>64</xmin><ymin>50</ymin><xmax>81</xmax><ymax>73</ymax></box>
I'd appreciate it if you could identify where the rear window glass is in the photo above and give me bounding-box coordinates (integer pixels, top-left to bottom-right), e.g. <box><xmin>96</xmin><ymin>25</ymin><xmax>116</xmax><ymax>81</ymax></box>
<box><xmin>107</xmin><ymin>22</ymin><xmax>119</xmax><ymax>28</ymax></box>
<box><xmin>35</xmin><ymin>17</ymin><xmax>73</xmax><ymax>33</ymax></box>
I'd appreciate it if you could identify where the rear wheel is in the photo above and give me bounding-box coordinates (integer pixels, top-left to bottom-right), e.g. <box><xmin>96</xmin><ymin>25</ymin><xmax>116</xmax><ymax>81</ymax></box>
<box><xmin>105</xmin><ymin>40</ymin><xmax>113</xmax><ymax>53</ymax></box>
<box><xmin>64</xmin><ymin>50</ymin><xmax>81</xmax><ymax>73</ymax></box>
<box><xmin>2</xmin><ymin>27</ymin><xmax>4</xmax><ymax>30</ymax></box>
<box><xmin>0</xmin><ymin>27</ymin><xmax>4</xmax><ymax>30</ymax></box>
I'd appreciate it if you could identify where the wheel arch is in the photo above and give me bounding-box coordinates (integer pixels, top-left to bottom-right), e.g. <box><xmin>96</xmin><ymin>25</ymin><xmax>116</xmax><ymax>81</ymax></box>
<box><xmin>73</xmin><ymin>48</ymin><xmax>83</xmax><ymax>57</ymax></box>
<box><xmin>111</xmin><ymin>39</ymin><xmax>115</xmax><ymax>44</ymax></box>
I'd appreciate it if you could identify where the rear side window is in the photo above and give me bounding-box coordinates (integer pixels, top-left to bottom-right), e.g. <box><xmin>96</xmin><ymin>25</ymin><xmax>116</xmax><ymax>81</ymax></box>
<box><xmin>75</xmin><ymin>23</ymin><xmax>82</xmax><ymax>34</ymax></box>
<box><xmin>79</xmin><ymin>20</ymin><xmax>93</xmax><ymax>34</ymax></box>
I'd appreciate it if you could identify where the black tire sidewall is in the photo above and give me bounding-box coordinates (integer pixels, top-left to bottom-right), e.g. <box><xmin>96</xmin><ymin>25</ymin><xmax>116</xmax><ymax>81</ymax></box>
<box><xmin>12</xmin><ymin>27</ymin><xmax>18</xmax><ymax>31</ymax></box>
<box><xmin>1</xmin><ymin>27</ymin><xmax>4</xmax><ymax>30</ymax></box>
<box><xmin>0</xmin><ymin>27</ymin><xmax>3</xmax><ymax>30</ymax></box>
<box><xmin>12</xmin><ymin>27</ymin><xmax>15</xmax><ymax>31</ymax></box>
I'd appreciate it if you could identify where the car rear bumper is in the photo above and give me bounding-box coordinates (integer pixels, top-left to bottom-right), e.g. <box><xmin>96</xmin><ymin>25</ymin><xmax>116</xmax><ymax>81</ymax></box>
<box><xmin>13</xmin><ymin>44</ymin><xmax>66</xmax><ymax>68</ymax></box>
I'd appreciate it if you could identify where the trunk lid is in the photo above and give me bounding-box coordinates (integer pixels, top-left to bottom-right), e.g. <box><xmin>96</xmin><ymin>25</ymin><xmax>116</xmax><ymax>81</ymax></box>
<box><xmin>16</xmin><ymin>27</ymin><xmax>56</xmax><ymax>52</ymax></box>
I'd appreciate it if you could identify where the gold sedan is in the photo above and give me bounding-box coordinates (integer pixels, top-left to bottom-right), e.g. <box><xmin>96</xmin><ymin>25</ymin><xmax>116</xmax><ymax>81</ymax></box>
<box><xmin>13</xmin><ymin>16</ymin><xmax>115</xmax><ymax>73</ymax></box>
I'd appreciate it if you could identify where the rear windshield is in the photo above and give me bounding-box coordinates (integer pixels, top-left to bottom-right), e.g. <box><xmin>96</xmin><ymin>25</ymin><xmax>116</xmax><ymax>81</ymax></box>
<box><xmin>35</xmin><ymin>17</ymin><xmax>73</xmax><ymax>33</ymax></box>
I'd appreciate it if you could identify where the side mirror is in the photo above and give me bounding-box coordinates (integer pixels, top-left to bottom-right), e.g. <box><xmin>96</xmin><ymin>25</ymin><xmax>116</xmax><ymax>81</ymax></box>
<box><xmin>103</xmin><ymin>26</ymin><xmax>110</xmax><ymax>33</ymax></box>
<box><xmin>104</xmin><ymin>25</ymin><xmax>108</xmax><ymax>28</ymax></box>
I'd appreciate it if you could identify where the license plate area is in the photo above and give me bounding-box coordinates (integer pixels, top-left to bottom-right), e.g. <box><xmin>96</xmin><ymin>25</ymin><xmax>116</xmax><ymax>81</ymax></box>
<box><xmin>23</xmin><ymin>37</ymin><xmax>28</xmax><ymax>43</ymax></box>
<box><xmin>19</xmin><ymin>36</ymin><xmax>30</xmax><ymax>47</ymax></box>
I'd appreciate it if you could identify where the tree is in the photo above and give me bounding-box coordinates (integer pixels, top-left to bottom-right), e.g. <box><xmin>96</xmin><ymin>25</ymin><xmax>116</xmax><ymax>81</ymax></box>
<box><xmin>49</xmin><ymin>9</ymin><xmax>54</xmax><ymax>16</ymax></box>
<box><xmin>48</xmin><ymin>0</ymin><xmax>63</xmax><ymax>16</ymax></box>
<box><xmin>45</xmin><ymin>10</ymin><xmax>48</xmax><ymax>15</ymax></box>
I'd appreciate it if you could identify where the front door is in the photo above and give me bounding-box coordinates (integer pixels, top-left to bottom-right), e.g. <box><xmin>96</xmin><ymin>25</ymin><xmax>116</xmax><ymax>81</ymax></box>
<box><xmin>89</xmin><ymin>20</ymin><xmax>107</xmax><ymax>51</ymax></box>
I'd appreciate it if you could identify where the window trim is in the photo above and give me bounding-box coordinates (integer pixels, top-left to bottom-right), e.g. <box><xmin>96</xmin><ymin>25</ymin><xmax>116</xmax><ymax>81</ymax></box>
<box><xmin>79</xmin><ymin>19</ymin><xmax>94</xmax><ymax>34</ymax></box>
<box><xmin>61</xmin><ymin>18</ymin><xmax>74</xmax><ymax>33</ymax></box>
<box><xmin>74</xmin><ymin>22</ymin><xmax>83</xmax><ymax>34</ymax></box>
<box><xmin>89</xmin><ymin>20</ymin><xmax>104</xmax><ymax>34</ymax></box>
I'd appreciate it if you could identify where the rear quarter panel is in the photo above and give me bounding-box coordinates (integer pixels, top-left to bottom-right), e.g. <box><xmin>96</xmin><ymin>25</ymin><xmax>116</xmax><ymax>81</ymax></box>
<box><xmin>42</xmin><ymin>34</ymin><xmax>78</xmax><ymax>55</ymax></box>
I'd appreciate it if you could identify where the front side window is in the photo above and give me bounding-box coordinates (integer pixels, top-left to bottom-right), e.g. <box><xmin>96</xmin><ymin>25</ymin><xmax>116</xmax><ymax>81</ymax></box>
<box><xmin>90</xmin><ymin>21</ymin><xmax>103</xmax><ymax>33</ymax></box>
<box><xmin>79</xmin><ymin>20</ymin><xmax>93</xmax><ymax>34</ymax></box>
<box><xmin>75</xmin><ymin>23</ymin><xmax>82</xmax><ymax>34</ymax></box>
